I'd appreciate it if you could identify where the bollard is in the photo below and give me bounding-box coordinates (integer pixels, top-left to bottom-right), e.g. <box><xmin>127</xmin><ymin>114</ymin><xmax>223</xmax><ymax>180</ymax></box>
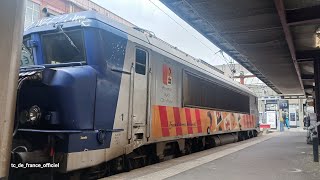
<box><xmin>313</xmin><ymin>132</ymin><xmax>319</xmax><ymax>162</ymax></box>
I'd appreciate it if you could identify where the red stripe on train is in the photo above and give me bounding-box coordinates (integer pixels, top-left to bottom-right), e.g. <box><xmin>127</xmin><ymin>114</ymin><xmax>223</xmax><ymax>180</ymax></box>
<box><xmin>185</xmin><ymin>108</ymin><xmax>193</xmax><ymax>134</ymax></box>
<box><xmin>195</xmin><ymin>109</ymin><xmax>202</xmax><ymax>133</ymax></box>
<box><xmin>173</xmin><ymin>107</ymin><xmax>183</xmax><ymax>135</ymax></box>
<box><xmin>159</xmin><ymin>106</ymin><xmax>170</xmax><ymax>136</ymax></box>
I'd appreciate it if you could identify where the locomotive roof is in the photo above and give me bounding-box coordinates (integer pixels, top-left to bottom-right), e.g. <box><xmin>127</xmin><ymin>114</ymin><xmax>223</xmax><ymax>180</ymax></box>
<box><xmin>25</xmin><ymin>11</ymin><xmax>256</xmax><ymax>97</ymax></box>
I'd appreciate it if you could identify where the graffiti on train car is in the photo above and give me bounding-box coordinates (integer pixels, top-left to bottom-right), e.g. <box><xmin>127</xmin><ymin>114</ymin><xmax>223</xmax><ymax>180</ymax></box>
<box><xmin>151</xmin><ymin>105</ymin><xmax>256</xmax><ymax>138</ymax></box>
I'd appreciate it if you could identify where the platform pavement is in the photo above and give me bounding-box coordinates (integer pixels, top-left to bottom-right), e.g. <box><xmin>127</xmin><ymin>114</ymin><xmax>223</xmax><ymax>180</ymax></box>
<box><xmin>266</xmin><ymin>126</ymin><xmax>307</xmax><ymax>133</ymax></box>
<box><xmin>105</xmin><ymin>131</ymin><xmax>319</xmax><ymax>180</ymax></box>
<box><xmin>286</xmin><ymin>126</ymin><xmax>308</xmax><ymax>132</ymax></box>
<box><xmin>166</xmin><ymin>131</ymin><xmax>319</xmax><ymax>180</ymax></box>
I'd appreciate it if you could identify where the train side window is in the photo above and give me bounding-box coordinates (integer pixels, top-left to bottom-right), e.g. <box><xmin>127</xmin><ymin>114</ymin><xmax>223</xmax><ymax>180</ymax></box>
<box><xmin>183</xmin><ymin>72</ymin><xmax>250</xmax><ymax>113</ymax></box>
<box><xmin>135</xmin><ymin>49</ymin><xmax>147</xmax><ymax>75</ymax></box>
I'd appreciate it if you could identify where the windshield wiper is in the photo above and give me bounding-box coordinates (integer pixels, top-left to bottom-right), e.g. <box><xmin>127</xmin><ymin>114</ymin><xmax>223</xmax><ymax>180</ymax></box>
<box><xmin>22</xmin><ymin>43</ymin><xmax>32</xmax><ymax>56</ymax></box>
<box><xmin>57</xmin><ymin>25</ymin><xmax>80</xmax><ymax>53</ymax></box>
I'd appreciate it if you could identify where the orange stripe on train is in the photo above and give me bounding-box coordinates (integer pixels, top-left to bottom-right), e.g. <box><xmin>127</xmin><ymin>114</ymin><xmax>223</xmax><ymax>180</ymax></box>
<box><xmin>151</xmin><ymin>105</ymin><xmax>257</xmax><ymax>138</ymax></box>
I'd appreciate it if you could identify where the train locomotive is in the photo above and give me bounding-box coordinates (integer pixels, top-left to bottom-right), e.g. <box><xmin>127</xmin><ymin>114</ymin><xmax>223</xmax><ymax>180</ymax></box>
<box><xmin>11</xmin><ymin>11</ymin><xmax>259</xmax><ymax>179</ymax></box>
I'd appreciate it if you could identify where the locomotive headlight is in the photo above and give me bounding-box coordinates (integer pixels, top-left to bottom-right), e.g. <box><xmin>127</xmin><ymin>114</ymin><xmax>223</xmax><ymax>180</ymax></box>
<box><xmin>28</xmin><ymin>105</ymin><xmax>41</xmax><ymax>122</ymax></box>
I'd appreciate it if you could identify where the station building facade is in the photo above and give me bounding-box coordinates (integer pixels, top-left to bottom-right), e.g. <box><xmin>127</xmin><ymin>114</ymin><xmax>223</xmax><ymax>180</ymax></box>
<box><xmin>24</xmin><ymin>0</ymin><xmax>135</xmax><ymax>28</ymax></box>
<box><xmin>215</xmin><ymin>63</ymin><xmax>306</xmax><ymax>128</ymax></box>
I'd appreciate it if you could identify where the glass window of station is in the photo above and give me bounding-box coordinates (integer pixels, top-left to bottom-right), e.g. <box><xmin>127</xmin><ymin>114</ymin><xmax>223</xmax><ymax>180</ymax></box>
<box><xmin>25</xmin><ymin>0</ymin><xmax>40</xmax><ymax>28</ymax></box>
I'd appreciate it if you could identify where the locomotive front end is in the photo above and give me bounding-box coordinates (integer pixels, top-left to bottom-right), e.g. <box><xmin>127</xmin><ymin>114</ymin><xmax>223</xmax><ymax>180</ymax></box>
<box><xmin>11</xmin><ymin>13</ymin><xmax>99</xmax><ymax>179</ymax></box>
<box><xmin>12</xmin><ymin>65</ymin><xmax>97</xmax><ymax>174</ymax></box>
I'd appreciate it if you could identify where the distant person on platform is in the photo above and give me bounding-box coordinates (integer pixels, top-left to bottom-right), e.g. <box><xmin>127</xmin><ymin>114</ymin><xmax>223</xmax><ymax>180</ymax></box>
<box><xmin>284</xmin><ymin>112</ymin><xmax>290</xmax><ymax>129</ymax></box>
<box><xmin>303</xmin><ymin>115</ymin><xmax>310</xmax><ymax>128</ymax></box>
<box><xmin>280</xmin><ymin>111</ymin><xmax>285</xmax><ymax>132</ymax></box>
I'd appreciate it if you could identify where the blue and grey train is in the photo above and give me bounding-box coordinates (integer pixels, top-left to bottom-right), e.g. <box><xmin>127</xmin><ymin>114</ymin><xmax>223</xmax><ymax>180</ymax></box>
<box><xmin>11</xmin><ymin>11</ymin><xmax>259</xmax><ymax>179</ymax></box>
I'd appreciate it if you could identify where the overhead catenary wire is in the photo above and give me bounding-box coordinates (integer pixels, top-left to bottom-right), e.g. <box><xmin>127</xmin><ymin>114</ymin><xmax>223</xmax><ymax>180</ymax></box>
<box><xmin>212</xmin><ymin>50</ymin><xmax>234</xmax><ymax>70</ymax></box>
<box><xmin>218</xmin><ymin>50</ymin><xmax>236</xmax><ymax>75</ymax></box>
<box><xmin>213</xmin><ymin>50</ymin><xmax>233</xmax><ymax>68</ymax></box>
<box><xmin>147</xmin><ymin>0</ymin><xmax>235</xmax><ymax>73</ymax></box>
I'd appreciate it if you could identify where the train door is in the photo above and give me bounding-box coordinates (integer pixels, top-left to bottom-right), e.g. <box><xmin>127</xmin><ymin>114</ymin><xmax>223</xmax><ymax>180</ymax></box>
<box><xmin>130</xmin><ymin>48</ymin><xmax>149</xmax><ymax>141</ymax></box>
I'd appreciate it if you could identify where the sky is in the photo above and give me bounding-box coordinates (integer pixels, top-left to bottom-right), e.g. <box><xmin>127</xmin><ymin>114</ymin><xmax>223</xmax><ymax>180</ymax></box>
<box><xmin>91</xmin><ymin>0</ymin><xmax>234</xmax><ymax>66</ymax></box>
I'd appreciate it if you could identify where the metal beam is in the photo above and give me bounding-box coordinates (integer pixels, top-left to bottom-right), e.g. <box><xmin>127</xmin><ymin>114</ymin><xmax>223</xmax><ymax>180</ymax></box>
<box><xmin>0</xmin><ymin>0</ymin><xmax>26</xmax><ymax>179</ymax></box>
<box><xmin>273</xmin><ymin>0</ymin><xmax>305</xmax><ymax>94</ymax></box>
<box><xmin>282</xmin><ymin>96</ymin><xmax>306</xmax><ymax>99</ymax></box>
<box><xmin>286</xmin><ymin>5</ymin><xmax>320</xmax><ymax>26</ymax></box>
<box><xmin>296</xmin><ymin>50</ymin><xmax>320</xmax><ymax>61</ymax></box>
<box><xmin>314</xmin><ymin>59</ymin><xmax>320</xmax><ymax>141</ymax></box>
<box><xmin>304</xmin><ymin>85</ymin><xmax>314</xmax><ymax>89</ymax></box>
<box><xmin>297</xmin><ymin>59</ymin><xmax>314</xmax><ymax>62</ymax></box>
<box><xmin>233</xmin><ymin>75</ymin><xmax>256</xmax><ymax>78</ymax></box>
<box><xmin>301</xmin><ymin>74</ymin><xmax>314</xmax><ymax>80</ymax></box>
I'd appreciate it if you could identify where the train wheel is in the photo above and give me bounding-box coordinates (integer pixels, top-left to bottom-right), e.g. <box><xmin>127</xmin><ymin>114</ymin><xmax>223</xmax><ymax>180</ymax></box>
<box><xmin>185</xmin><ymin>141</ymin><xmax>192</xmax><ymax>155</ymax></box>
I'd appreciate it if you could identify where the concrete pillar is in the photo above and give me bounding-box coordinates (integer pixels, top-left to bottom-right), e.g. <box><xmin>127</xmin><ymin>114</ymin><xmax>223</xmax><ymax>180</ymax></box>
<box><xmin>314</xmin><ymin>60</ymin><xmax>320</xmax><ymax>142</ymax></box>
<box><xmin>299</xmin><ymin>99</ymin><xmax>304</xmax><ymax>127</ymax></box>
<box><xmin>0</xmin><ymin>0</ymin><xmax>26</xmax><ymax>179</ymax></box>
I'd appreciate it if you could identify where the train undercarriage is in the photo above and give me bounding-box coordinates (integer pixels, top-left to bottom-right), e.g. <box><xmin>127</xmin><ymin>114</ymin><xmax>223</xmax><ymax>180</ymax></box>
<box><xmin>10</xmin><ymin>130</ymin><xmax>258</xmax><ymax>180</ymax></box>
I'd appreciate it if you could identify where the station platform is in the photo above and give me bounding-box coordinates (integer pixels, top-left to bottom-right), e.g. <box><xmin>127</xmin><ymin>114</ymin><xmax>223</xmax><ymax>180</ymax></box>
<box><xmin>105</xmin><ymin>130</ymin><xmax>320</xmax><ymax>180</ymax></box>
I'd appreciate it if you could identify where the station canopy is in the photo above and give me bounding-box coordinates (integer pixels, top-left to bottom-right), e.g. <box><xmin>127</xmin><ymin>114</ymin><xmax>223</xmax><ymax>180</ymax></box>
<box><xmin>161</xmin><ymin>0</ymin><xmax>320</xmax><ymax>96</ymax></box>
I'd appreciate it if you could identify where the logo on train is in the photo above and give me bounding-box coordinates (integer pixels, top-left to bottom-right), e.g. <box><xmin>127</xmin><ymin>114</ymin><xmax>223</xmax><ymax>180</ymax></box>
<box><xmin>162</xmin><ymin>64</ymin><xmax>172</xmax><ymax>85</ymax></box>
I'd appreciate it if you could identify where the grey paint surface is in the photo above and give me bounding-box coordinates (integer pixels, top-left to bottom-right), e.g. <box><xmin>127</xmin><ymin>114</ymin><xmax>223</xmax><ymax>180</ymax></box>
<box><xmin>167</xmin><ymin>132</ymin><xmax>320</xmax><ymax>180</ymax></box>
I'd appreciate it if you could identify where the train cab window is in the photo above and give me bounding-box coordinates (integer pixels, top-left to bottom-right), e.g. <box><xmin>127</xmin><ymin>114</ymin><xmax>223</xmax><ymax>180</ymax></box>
<box><xmin>42</xmin><ymin>29</ymin><xmax>86</xmax><ymax>64</ymax></box>
<box><xmin>135</xmin><ymin>49</ymin><xmax>147</xmax><ymax>75</ymax></box>
<box><xmin>20</xmin><ymin>36</ymin><xmax>34</xmax><ymax>67</ymax></box>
